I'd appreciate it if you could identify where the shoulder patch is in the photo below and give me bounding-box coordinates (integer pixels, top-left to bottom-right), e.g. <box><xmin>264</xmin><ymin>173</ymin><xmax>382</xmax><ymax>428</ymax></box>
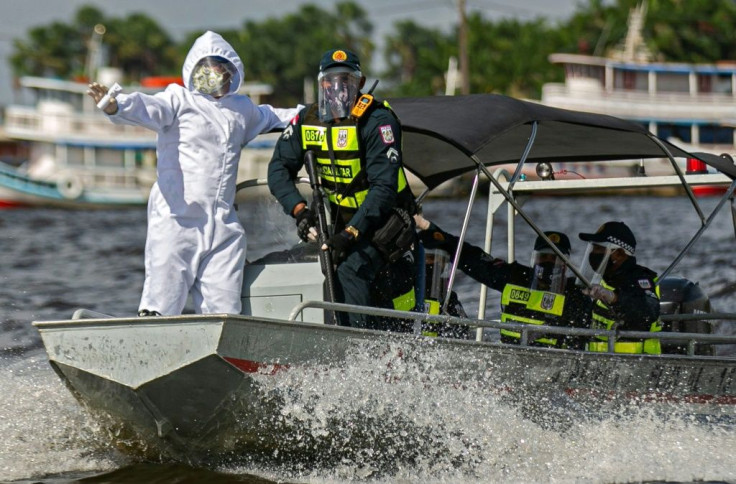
<box><xmin>637</xmin><ymin>279</ymin><xmax>652</xmax><ymax>289</ymax></box>
<box><xmin>386</xmin><ymin>147</ymin><xmax>400</xmax><ymax>163</ymax></box>
<box><xmin>281</xmin><ymin>124</ymin><xmax>293</xmax><ymax>140</ymax></box>
<box><xmin>379</xmin><ymin>125</ymin><xmax>395</xmax><ymax>144</ymax></box>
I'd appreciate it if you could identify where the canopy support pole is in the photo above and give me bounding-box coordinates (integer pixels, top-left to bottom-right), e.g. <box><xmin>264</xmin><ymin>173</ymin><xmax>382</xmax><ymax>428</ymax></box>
<box><xmin>444</xmin><ymin>166</ymin><xmax>481</xmax><ymax>315</ymax></box>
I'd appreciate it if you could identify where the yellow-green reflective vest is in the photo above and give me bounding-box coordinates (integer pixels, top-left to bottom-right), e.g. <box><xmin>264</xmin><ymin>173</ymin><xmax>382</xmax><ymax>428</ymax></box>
<box><xmin>300</xmin><ymin>106</ymin><xmax>408</xmax><ymax>210</ymax></box>
<box><xmin>420</xmin><ymin>298</ymin><xmax>442</xmax><ymax>337</ymax></box>
<box><xmin>587</xmin><ymin>280</ymin><xmax>662</xmax><ymax>355</ymax></box>
<box><xmin>500</xmin><ymin>283</ymin><xmax>566</xmax><ymax>346</ymax></box>
<box><xmin>393</xmin><ymin>287</ymin><xmax>416</xmax><ymax>312</ymax></box>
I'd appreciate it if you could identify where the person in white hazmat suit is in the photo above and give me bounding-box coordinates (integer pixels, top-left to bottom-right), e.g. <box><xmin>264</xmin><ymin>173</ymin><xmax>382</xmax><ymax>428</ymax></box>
<box><xmin>87</xmin><ymin>31</ymin><xmax>299</xmax><ymax>316</ymax></box>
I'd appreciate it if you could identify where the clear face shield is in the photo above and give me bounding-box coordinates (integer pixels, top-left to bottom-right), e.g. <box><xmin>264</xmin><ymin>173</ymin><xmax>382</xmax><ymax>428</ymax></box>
<box><xmin>576</xmin><ymin>243</ymin><xmax>615</xmax><ymax>286</ymax></box>
<box><xmin>318</xmin><ymin>68</ymin><xmax>361</xmax><ymax>122</ymax></box>
<box><xmin>529</xmin><ymin>249</ymin><xmax>567</xmax><ymax>294</ymax></box>
<box><xmin>191</xmin><ymin>56</ymin><xmax>235</xmax><ymax>98</ymax></box>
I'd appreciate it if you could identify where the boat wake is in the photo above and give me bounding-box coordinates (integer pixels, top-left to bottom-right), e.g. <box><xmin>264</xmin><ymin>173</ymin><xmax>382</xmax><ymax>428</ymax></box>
<box><xmin>219</xmin><ymin>340</ymin><xmax>736</xmax><ymax>483</ymax></box>
<box><xmin>3</xmin><ymin>339</ymin><xmax>735</xmax><ymax>483</ymax></box>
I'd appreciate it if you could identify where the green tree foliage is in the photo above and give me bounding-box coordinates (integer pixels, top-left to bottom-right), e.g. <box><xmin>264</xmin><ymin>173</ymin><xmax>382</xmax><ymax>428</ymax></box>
<box><xmin>558</xmin><ymin>0</ymin><xmax>736</xmax><ymax>62</ymax></box>
<box><xmin>382</xmin><ymin>21</ymin><xmax>454</xmax><ymax>96</ymax></box>
<box><xmin>102</xmin><ymin>14</ymin><xmax>178</xmax><ymax>80</ymax></box>
<box><xmin>222</xmin><ymin>1</ymin><xmax>374</xmax><ymax>106</ymax></box>
<box><xmin>11</xmin><ymin>6</ymin><xmax>178</xmax><ymax>82</ymax></box>
<box><xmin>10</xmin><ymin>0</ymin><xmax>736</xmax><ymax>103</ymax></box>
<box><xmin>556</xmin><ymin>0</ymin><xmax>629</xmax><ymax>57</ymax></box>
<box><xmin>10</xmin><ymin>6</ymin><xmax>98</xmax><ymax>79</ymax></box>
<box><xmin>645</xmin><ymin>0</ymin><xmax>736</xmax><ymax>62</ymax></box>
<box><xmin>380</xmin><ymin>14</ymin><xmax>564</xmax><ymax>99</ymax></box>
<box><xmin>464</xmin><ymin>14</ymin><xmax>565</xmax><ymax>98</ymax></box>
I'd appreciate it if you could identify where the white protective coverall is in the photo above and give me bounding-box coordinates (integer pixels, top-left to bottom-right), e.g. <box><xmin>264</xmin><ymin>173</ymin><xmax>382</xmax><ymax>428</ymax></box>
<box><xmin>108</xmin><ymin>31</ymin><xmax>297</xmax><ymax>315</ymax></box>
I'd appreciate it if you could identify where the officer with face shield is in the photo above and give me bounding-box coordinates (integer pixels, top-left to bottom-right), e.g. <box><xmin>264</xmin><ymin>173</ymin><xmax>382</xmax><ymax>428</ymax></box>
<box><xmin>318</xmin><ymin>67</ymin><xmax>361</xmax><ymax>122</ymax></box>
<box><xmin>268</xmin><ymin>49</ymin><xmax>417</xmax><ymax>329</ymax></box>
<box><xmin>87</xmin><ymin>31</ymin><xmax>300</xmax><ymax>316</ymax></box>
<box><xmin>577</xmin><ymin>221</ymin><xmax>662</xmax><ymax>354</ymax></box>
<box><xmin>415</xmin><ymin>214</ymin><xmax>591</xmax><ymax>347</ymax></box>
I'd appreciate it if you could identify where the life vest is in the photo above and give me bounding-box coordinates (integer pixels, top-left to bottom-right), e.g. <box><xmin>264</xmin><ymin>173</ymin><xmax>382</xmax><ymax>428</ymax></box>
<box><xmin>500</xmin><ymin>283</ymin><xmax>566</xmax><ymax>346</ymax></box>
<box><xmin>371</xmin><ymin>247</ymin><xmax>417</xmax><ymax>314</ymax></box>
<box><xmin>586</xmin><ymin>279</ymin><xmax>662</xmax><ymax>354</ymax></box>
<box><xmin>299</xmin><ymin>103</ymin><xmax>409</xmax><ymax>212</ymax></box>
<box><xmin>302</xmin><ymin>103</ymin><xmax>416</xmax><ymax>315</ymax></box>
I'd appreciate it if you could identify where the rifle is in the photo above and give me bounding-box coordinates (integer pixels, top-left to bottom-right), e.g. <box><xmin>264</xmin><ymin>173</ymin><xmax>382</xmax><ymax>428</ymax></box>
<box><xmin>304</xmin><ymin>150</ymin><xmax>339</xmax><ymax>324</ymax></box>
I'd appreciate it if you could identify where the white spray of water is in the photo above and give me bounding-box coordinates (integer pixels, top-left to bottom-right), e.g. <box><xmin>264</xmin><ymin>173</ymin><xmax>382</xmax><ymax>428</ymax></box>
<box><xmin>2</xmin><ymin>346</ymin><xmax>733</xmax><ymax>484</ymax></box>
<box><xmin>238</xmin><ymin>340</ymin><xmax>736</xmax><ymax>483</ymax></box>
<box><xmin>0</xmin><ymin>352</ymin><xmax>125</xmax><ymax>482</ymax></box>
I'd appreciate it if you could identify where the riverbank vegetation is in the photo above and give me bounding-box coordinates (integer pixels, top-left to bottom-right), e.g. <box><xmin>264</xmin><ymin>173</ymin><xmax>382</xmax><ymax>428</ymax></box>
<box><xmin>10</xmin><ymin>0</ymin><xmax>736</xmax><ymax>106</ymax></box>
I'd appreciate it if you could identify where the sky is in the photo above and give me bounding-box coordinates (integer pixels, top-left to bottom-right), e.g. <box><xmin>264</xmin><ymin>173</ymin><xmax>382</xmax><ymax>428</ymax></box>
<box><xmin>0</xmin><ymin>0</ymin><xmax>586</xmax><ymax>107</ymax></box>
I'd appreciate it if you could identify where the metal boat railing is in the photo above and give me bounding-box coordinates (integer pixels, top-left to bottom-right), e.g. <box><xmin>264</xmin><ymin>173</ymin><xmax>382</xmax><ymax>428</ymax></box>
<box><xmin>288</xmin><ymin>300</ymin><xmax>736</xmax><ymax>358</ymax></box>
<box><xmin>479</xmin><ymin>166</ymin><xmax>735</xmax><ymax>341</ymax></box>
<box><xmin>542</xmin><ymin>83</ymin><xmax>736</xmax><ymax>124</ymax></box>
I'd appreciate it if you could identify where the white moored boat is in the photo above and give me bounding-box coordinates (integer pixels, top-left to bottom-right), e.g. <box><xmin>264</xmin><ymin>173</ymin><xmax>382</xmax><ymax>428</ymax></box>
<box><xmin>540</xmin><ymin>2</ymin><xmax>736</xmax><ymax>189</ymax></box>
<box><xmin>1</xmin><ymin>73</ymin><xmax>277</xmax><ymax>209</ymax></box>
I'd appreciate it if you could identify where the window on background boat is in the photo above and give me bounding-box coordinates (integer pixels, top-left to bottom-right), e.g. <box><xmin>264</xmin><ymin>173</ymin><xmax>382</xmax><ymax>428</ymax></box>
<box><xmin>97</xmin><ymin>148</ymin><xmax>125</xmax><ymax>167</ymax></box>
<box><xmin>656</xmin><ymin>72</ymin><xmax>689</xmax><ymax>93</ymax></box>
<box><xmin>135</xmin><ymin>149</ymin><xmax>157</xmax><ymax>169</ymax></box>
<box><xmin>656</xmin><ymin>123</ymin><xmax>692</xmax><ymax>143</ymax></box>
<box><xmin>714</xmin><ymin>73</ymin><xmax>733</xmax><ymax>94</ymax></box>
<box><xmin>699</xmin><ymin>125</ymin><xmax>734</xmax><ymax>145</ymax></box>
<box><xmin>697</xmin><ymin>74</ymin><xmax>712</xmax><ymax>93</ymax></box>
<box><xmin>66</xmin><ymin>145</ymin><xmax>85</xmax><ymax>166</ymax></box>
<box><xmin>616</xmin><ymin>70</ymin><xmax>643</xmax><ymax>90</ymax></box>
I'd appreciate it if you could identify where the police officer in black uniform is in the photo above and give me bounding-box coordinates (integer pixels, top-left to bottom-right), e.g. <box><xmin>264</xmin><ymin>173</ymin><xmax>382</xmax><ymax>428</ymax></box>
<box><xmin>267</xmin><ymin>49</ymin><xmax>416</xmax><ymax>328</ymax></box>
<box><xmin>415</xmin><ymin>214</ymin><xmax>590</xmax><ymax>347</ymax></box>
<box><xmin>577</xmin><ymin>221</ymin><xmax>662</xmax><ymax>354</ymax></box>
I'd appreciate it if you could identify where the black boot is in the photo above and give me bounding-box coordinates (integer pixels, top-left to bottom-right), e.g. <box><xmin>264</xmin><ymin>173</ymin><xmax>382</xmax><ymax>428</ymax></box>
<box><xmin>137</xmin><ymin>309</ymin><xmax>162</xmax><ymax>317</ymax></box>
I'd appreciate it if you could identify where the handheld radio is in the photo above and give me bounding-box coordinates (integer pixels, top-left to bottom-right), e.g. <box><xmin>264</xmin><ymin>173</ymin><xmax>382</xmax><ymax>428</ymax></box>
<box><xmin>351</xmin><ymin>80</ymin><xmax>379</xmax><ymax>119</ymax></box>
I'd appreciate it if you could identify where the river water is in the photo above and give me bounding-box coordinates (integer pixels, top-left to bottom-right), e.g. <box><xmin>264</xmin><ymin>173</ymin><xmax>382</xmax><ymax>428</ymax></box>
<box><xmin>1</xmin><ymin>194</ymin><xmax>735</xmax><ymax>483</ymax></box>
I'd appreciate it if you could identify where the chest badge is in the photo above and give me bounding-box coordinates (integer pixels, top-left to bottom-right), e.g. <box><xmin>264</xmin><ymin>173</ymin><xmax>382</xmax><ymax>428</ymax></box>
<box><xmin>541</xmin><ymin>293</ymin><xmax>556</xmax><ymax>310</ymax></box>
<box><xmin>337</xmin><ymin>129</ymin><xmax>348</xmax><ymax>148</ymax></box>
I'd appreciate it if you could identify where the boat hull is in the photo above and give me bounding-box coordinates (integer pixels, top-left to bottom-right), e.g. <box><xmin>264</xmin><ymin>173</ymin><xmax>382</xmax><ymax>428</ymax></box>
<box><xmin>0</xmin><ymin>164</ymin><xmax>149</xmax><ymax>208</ymax></box>
<box><xmin>35</xmin><ymin>314</ymin><xmax>736</xmax><ymax>462</ymax></box>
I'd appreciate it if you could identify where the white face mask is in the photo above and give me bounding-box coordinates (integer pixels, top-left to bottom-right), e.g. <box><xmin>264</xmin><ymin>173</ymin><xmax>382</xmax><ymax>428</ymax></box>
<box><xmin>191</xmin><ymin>57</ymin><xmax>234</xmax><ymax>97</ymax></box>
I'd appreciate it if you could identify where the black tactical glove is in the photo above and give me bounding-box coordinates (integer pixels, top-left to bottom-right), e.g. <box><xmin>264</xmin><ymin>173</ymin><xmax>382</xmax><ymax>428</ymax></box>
<box><xmin>295</xmin><ymin>207</ymin><xmax>318</xmax><ymax>243</ymax></box>
<box><xmin>418</xmin><ymin>222</ymin><xmax>448</xmax><ymax>250</ymax></box>
<box><xmin>324</xmin><ymin>229</ymin><xmax>355</xmax><ymax>262</ymax></box>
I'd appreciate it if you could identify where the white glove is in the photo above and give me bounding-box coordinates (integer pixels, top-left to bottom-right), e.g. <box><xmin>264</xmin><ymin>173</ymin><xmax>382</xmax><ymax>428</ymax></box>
<box><xmin>583</xmin><ymin>284</ymin><xmax>617</xmax><ymax>304</ymax></box>
<box><xmin>96</xmin><ymin>82</ymin><xmax>122</xmax><ymax>110</ymax></box>
<box><xmin>87</xmin><ymin>82</ymin><xmax>121</xmax><ymax>115</ymax></box>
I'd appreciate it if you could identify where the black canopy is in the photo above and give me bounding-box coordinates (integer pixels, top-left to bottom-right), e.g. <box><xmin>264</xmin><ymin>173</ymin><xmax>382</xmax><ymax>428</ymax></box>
<box><xmin>387</xmin><ymin>94</ymin><xmax>736</xmax><ymax>188</ymax></box>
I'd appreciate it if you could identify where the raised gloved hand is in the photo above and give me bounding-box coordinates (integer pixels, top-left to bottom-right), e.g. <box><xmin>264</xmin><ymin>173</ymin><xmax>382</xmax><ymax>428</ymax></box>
<box><xmin>583</xmin><ymin>284</ymin><xmax>617</xmax><ymax>305</ymax></box>
<box><xmin>295</xmin><ymin>207</ymin><xmax>318</xmax><ymax>243</ymax></box>
<box><xmin>323</xmin><ymin>229</ymin><xmax>355</xmax><ymax>262</ymax></box>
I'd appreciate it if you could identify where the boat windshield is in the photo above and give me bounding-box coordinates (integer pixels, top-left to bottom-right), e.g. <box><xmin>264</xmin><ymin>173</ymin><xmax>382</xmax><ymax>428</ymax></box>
<box><xmin>236</xmin><ymin>179</ymin><xmax>318</xmax><ymax>264</ymax></box>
